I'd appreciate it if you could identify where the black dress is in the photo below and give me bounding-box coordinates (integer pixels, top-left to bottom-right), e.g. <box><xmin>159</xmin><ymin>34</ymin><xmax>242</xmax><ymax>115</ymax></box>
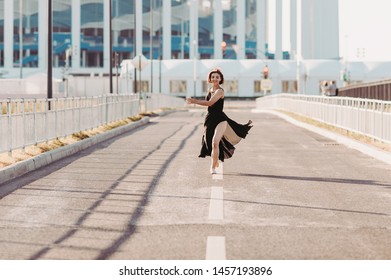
<box><xmin>199</xmin><ymin>89</ymin><xmax>252</xmax><ymax>161</ymax></box>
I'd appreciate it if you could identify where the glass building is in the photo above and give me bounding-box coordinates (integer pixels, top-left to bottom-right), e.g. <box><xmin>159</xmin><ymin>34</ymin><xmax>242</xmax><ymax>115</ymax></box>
<box><xmin>0</xmin><ymin>0</ymin><xmax>281</xmax><ymax>70</ymax></box>
<box><xmin>0</xmin><ymin>0</ymin><xmax>339</xmax><ymax>97</ymax></box>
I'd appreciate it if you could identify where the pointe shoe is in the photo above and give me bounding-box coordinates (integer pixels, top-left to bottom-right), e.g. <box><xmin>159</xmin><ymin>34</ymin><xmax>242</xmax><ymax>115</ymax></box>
<box><xmin>210</xmin><ymin>168</ymin><xmax>217</xmax><ymax>174</ymax></box>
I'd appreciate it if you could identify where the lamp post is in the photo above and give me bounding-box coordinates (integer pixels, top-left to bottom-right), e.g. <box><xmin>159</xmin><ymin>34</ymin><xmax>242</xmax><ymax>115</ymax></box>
<box><xmin>47</xmin><ymin>0</ymin><xmax>53</xmax><ymax>108</ymax></box>
<box><xmin>115</xmin><ymin>52</ymin><xmax>119</xmax><ymax>94</ymax></box>
<box><xmin>132</xmin><ymin>53</ymin><xmax>148</xmax><ymax>112</ymax></box>
<box><xmin>133</xmin><ymin>0</ymin><xmax>137</xmax><ymax>93</ymax></box>
<box><xmin>158</xmin><ymin>0</ymin><xmax>162</xmax><ymax>93</ymax></box>
<box><xmin>296</xmin><ymin>52</ymin><xmax>301</xmax><ymax>94</ymax></box>
<box><xmin>19</xmin><ymin>0</ymin><xmax>23</xmax><ymax>79</ymax></box>
<box><xmin>189</xmin><ymin>0</ymin><xmax>197</xmax><ymax>98</ymax></box>
<box><xmin>150</xmin><ymin>0</ymin><xmax>153</xmax><ymax>93</ymax></box>
<box><xmin>132</xmin><ymin>53</ymin><xmax>149</xmax><ymax>95</ymax></box>
<box><xmin>63</xmin><ymin>47</ymin><xmax>71</xmax><ymax>97</ymax></box>
<box><xmin>138</xmin><ymin>54</ymin><xmax>141</xmax><ymax>95</ymax></box>
<box><xmin>109</xmin><ymin>0</ymin><xmax>113</xmax><ymax>94</ymax></box>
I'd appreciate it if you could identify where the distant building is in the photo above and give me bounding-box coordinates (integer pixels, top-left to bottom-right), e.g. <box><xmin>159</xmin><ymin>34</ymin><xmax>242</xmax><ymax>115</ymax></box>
<box><xmin>300</xmin><ymin>0</ymin><xmax>339</xmax><ymax>59</ymax></box>
<box><xmin>3</xmin><ymin>0</ymin><xmax>375</xmax><ymax>98</ymax></box>
<box><xmin>0</xmin><ymin>1</ymin><xmax>339</xmax><ymax>74</ymax></box>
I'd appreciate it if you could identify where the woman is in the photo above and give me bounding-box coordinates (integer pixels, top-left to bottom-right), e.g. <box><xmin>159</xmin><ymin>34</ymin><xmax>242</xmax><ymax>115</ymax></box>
<box><xmin>186</xmin><ymin>68</ymin><xmax>252</xmax><ymax>174</ymax></box>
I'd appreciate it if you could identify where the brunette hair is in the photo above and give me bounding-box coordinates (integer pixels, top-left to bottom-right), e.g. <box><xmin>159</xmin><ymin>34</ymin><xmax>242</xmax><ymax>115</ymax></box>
<box><xmin>207</xmin><ymin>68</ymin><xmax>224</xmax><ymax>85</ymax></box>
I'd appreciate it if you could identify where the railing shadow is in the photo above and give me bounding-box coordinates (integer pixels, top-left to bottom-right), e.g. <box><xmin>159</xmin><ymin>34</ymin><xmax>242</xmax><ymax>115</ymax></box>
<box><xmin>20</xmin><ymin>120</ymin><xmax>200</xmax><ymax>260</ymax></box>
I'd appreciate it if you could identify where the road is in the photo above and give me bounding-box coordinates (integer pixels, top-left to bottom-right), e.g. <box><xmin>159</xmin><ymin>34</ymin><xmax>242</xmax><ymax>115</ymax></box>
<box><xmin>0</xmin><ymin>109</ymin><xmax>391</xmax><ymax>259</ymax></box>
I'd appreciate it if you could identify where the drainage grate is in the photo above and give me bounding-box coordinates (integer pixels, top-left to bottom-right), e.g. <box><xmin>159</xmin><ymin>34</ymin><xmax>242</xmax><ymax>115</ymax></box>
<box><xmin>323</xmin><ymin>142</ymin><xmax>341</xmax><ymax>146</ymax></box>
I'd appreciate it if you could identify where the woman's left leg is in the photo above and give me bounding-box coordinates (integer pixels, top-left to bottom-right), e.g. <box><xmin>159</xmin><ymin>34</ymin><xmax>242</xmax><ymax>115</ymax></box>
<box><xmin>211</xmin><ymin>121</ymin><xmax>227</xmax><ymax>171</ymax></box>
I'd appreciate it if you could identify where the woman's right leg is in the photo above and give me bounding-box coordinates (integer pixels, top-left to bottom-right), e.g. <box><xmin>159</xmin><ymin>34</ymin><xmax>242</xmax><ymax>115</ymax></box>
<box><xmin>211</xmin><ymin>121</ymin><xmax>227</xmax><ymax>171</ymax></box>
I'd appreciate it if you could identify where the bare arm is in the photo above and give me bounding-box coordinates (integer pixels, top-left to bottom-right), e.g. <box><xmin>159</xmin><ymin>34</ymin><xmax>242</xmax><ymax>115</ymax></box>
<box><xmin>186</xmin><ymin>89</ymin><xmax>224</xmax><ymax>107</ymax></box>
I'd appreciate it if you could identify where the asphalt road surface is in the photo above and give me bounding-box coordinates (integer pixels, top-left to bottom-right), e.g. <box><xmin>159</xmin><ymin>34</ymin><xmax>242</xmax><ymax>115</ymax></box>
<box><xmin>0</xmin><ymin>109</ymin><xmax>390</xmax><ymax>260</ymax></box>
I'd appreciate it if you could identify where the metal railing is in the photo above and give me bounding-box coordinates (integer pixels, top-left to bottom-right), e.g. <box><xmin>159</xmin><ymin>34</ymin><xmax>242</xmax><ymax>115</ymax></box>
<box><xmin>338</xmin><ymin>79</ymin><xmax>391</xmax><ymax>101</ymax></box>
<box><xmin>1</xmin><ymin>93</ymin><xmax>185</xmax><ymax>154</ymax></box>
<box><xmin>257</xmin><ymin>94</ymin><xmax>391</xmax><ymax>145</ymax></box>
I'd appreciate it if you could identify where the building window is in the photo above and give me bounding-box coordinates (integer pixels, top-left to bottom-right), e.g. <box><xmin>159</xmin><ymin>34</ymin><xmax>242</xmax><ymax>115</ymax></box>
<box><xmin>53</xmin><ymin>0</ymin><xmax>72</xmax><ymax>68</ymax></box>
<box><xmin>282</xmin><ymin>80</ymin><xmax>297</xmax><ymax>93</ymax></box>
<box><xmin>80</xmin><ymin>0</ymin><xmax>104</xmax><ymax>67</ymax></box>
<box><xmin>135</xmin><ymin>81</ymin><xmax>149</xmax><ymax>93</ymax></box>
<box><xmin>245</xmin><ymin>0</ymin><xmax>257</xmax><ymax>59</ymax></box>
<box><xmin>224</xmin><ymin>80</ymin><xmax>238</xmax><ymax>94</ymax></box>
<box><xmin>223</xmin><ymin>0</ymin><xmax>237</xmax><ymax>59</ymax></box>
<box><xmin>112</xmin><ymin>0</ymin><xmax>135</xmax><ymax>62</ymax></box>
<box><xmin>171</xmin><ymin>1</ymin><xmax>189</xmax><ymax>59</ymax></box>
<box><xmin>170</xmin><ymin>80</ymin><xmax>187</xmax><ymax>94</ymax></box>
<box><xmin>0</xmin><ymin>1</ymin><xmax>3</xmax><ymax>67</ymax></box>
<box><xmin>13</xmin><ymin>0</ymin><xmax>39</xmax><ymax>68</ymax></box>
<box><xmin>143</xmin><ymin>0</ymin><xmax>162</xmax><ymax>60</ymax></box>
<box><xmin>198</xmin><ymin>0</ymin><xmax>214</xmax><ymax>59</ymax></box>
<box><xmin>254</xmin><ymin>80</ymin><xmax>272</xmax><ymax>95</ymax></box>
<box><xmin>254</xmin><ymin>81</ymin><xmax>261</xmax><ymax>93</ymax></box>
<box><xmin>203</xmin><ymin>80</ymin><xmax>238</xmax><ymax>95</ymax></box>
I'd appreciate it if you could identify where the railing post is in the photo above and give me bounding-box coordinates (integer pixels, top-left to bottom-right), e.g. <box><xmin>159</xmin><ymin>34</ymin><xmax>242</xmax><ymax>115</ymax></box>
<box><xmin>22</xmin><ymin>98</ymin><xmax>25</xmax><ymax>152</ymax></box>
<box><xmin>90</xmin><ymin>96</ymin><xmax>94</xmax><ymax>130</ymax></box>
<box><xmin>372</xmin><ymin>101</ymin><xmax>376</xmax><ymax>139</ymax></box>
<box><xmin>34</xmin><ymin>99</ymin><xmax>37</xmax><ymax>145</ymax></box>
<box><xmin>54</xmin><ymin>98</ymin><xmax>58</xmax><ymax>139</ymax></box>
<box><xmin>380</xmin><ymin>101</ymin><xmax>384</xmax><ymax>140</ymax></box>
<box><xmin>106</xmin><ymin>95</ymin><xmax>109</xmax><ymax>124</ymax></box>
<box><xmin>355</xmin><ymin>100</ymin><xmax>359</xmax><ymax>132</ymax></box>
<box><xmin>7</xmin><ymin>98</ymin><xmax>12</xmax><ymax>156</ymax></box>
<box><xmin>78</xmin><ymin>97</ymin><xmax>81</xmax><ymax>132</ymax></box>
<box><xmin>45</xmin><ymin>99</ymin><xmax>48</xmax><ymax>144</ymax></box>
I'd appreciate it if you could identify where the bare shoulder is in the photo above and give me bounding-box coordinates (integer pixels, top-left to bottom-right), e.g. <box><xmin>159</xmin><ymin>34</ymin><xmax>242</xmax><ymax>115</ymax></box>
<box><xmin>215</xmin><ymin>88</ymin><xmax>224</xmax><ymax>98</ymax></box>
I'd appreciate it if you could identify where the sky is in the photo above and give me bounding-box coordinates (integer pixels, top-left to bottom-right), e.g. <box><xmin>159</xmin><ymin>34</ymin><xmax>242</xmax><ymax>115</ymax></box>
<box><xmin>269</xmin><ymin>0</ymin><xmax>391</xmax><ymax>61</ymax></box>
<box><xmin>339</xmin><ymin>0</ymin><xmax>391</xmax><ymax>61</ymax></box>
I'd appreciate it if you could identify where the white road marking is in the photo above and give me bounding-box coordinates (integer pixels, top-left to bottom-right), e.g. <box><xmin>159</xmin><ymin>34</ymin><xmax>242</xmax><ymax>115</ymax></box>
<box><xmin>208</xmin><ymin>187</ymin><xmax>224</xmax><ymax>220</ymax></box>
<box><xmin>206</xmin><ymin>236</ymin><xmax>226</xmax><ymax>260</ymax></box>
<box><xmin>207</xmin><ymin>162</ymin><xmax>226</xmax><ymax>259</ymax></box>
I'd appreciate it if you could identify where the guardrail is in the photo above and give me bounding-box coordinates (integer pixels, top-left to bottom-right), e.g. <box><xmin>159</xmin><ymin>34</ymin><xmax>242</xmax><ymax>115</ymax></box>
<box><xmin>256</xmin><ymin>94</ymin><xmax>391</xmax><ymax>145</ymax></box>
<box><xmin>338</xmin><ymin>79</ymin><xmax>391</xmax><ymax>101</ymax></box>
<box><xmin>0</xmin><ymin>93</ymin><xmax>185</xmax><ymax>155</ymax></box>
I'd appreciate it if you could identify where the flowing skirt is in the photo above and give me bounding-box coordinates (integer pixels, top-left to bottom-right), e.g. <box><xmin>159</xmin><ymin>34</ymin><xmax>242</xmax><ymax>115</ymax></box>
<box><xmin>199</xmin><ymin>112</ymin><xmax>252</xmax><ymax>161</ymax></box>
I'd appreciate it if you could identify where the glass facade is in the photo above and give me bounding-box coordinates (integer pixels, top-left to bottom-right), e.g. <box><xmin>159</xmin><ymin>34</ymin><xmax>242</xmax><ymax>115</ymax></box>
<box><xmin>199</xmin><ymin>0</ymin><xmax>214</xmax><ymax>59</ymax></box>
<box><xmin>13</xmin><ymin>0</ymin><xmax>39</xmax><ymax>68</ymax></box>
<box><xmin>0</xmin><ymin>1</ymin><xmax>3</xmax><ymax>67</ymax></box>
<box><xmin>111</xmin><ymin>0</ymin><xmax>134</xmax><ymax>65</ymax></box>
<box><xmin>53</xmin><ymin>0</ymin><xmax>71</xmax><ymax>67</ymax></box>
<box><xmin>245</xmin><ymin>0</ymin><xmax>257</xmax><ymax>59</ymax></box>
<box><xmin>0</xmin><ymin>0</ymin><xmax>295</xmax><ymax>72</ymax></box>
<box><xmin>171</xmin><ymin>0</ymin><xmax>189</xmax><ymax>59</ymax></box>
<box><xmin>80</xmin><ymin>0</ymin><xmax>104</xmax><ymax>67</ymax></box>
<box><xmin>222</xmin><ymin>0</ymin><xmax>236</xmax><ymax>59</ymax></box>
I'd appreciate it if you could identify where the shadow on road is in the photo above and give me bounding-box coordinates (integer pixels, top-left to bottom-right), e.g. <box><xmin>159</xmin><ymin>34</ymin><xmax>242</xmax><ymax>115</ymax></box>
<box><xmin>225</xmin><ymin>172</ymin><xmax>391</xmax><ymax>188</ymax></box>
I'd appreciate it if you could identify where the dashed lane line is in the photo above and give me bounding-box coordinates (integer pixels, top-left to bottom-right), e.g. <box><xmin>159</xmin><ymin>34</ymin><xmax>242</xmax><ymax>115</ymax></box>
<box><xmin>206</xmin><ymin>162</ymin><xmax>226</xmax><ymax>260</ymax></box>
<box><xmin>208</xmin><ymin>187</ymin><xmax>224</xmax><ymax>220</ymax></box>
<box><xmin>206</xmin><ymin>236</ymin><xmax>226</xmax><ymax>260</ymax></box>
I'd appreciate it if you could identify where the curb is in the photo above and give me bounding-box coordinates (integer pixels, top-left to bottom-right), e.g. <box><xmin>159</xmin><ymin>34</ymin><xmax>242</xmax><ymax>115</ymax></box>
<box><xmin>252</xmin><ymin>109</ymin><xmax>391</xmax><ymax>166</ymax></box>
<box><xmin>0</xmin><ymin>117</ymin><xmax>150</xmax><ymax>186</ymax></box>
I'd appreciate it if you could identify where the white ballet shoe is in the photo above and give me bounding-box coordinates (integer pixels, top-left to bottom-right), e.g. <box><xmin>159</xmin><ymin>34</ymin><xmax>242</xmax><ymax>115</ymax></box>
<box><xmin>210</xmin><ymin>168</ymin><xmax>217</xmax><ymax>174</ymax></box>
